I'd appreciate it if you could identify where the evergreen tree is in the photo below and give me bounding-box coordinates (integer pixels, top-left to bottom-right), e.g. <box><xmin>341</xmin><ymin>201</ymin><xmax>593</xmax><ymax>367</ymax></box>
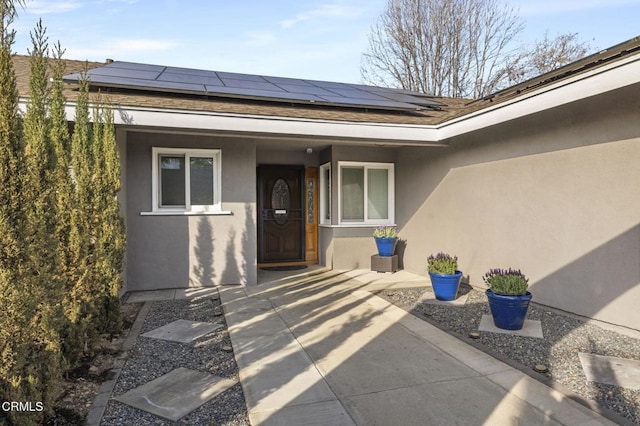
<box><xmin>0</xmin><ymin>0</ymin><xmax>24</xmax><ymax>270</ymax></box>
<box><xmin>21</xmin><ymin>19</ymin><xmax>64</xmax><ymax>419</ymax></box>
<box><xmin>63</xmin><ymin>70</ymin><xmax>97</xmax><ymax>359</ymax></box>
<box><xmin>50</xmin><ymin>42</ymin><xmax>73</xmax><ymax>284</ymax></box>
<box><xmin>0</xmin><ymin>2</ymin><xmax>126</xmax><ymax>421</ymax></box>
<box><xmin>0</xmin><ymin>2</ymin><xmax>59</xmax><ymax>424</ymax></box>
<box><xmin>0</xmin><ymin>0</ymin><xmax>29</xmax><ymax>414</ymax></box>
<box><xmin>92</xmin><ymin>100</ymin><xmax>126</xmax><ymax>334</ymax></box>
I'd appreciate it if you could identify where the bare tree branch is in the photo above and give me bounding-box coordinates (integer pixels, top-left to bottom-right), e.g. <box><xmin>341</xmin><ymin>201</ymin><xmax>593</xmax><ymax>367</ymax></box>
<box><xmin>506</xmin><ymin>31</ymin><xmax>592</xmax><ymax>84</ymax></box>
<box><xmin>361</xmin><ymin>0</ymin><xmax>593</xmax><ymax>99</ymax></box>
<box><xmin>361</xmin><ymin>0</ymin><xmax>524</xmax><ymax>98</ymax></box>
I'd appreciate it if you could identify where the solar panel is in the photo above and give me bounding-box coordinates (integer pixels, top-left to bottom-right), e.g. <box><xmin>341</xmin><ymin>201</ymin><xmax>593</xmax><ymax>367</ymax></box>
<box><xmin>372</xmin><ymin>91</ymin><xmax>444</xmax><ymax>108</ymax></box>
<box><xmin>63</xmin><ymin>61</ymin><xmax>445</xmax><ymax>112</ymax></box>
<box><xmin>321</xmin><ymin>88</ymin><xmax>389</xmax><ymax>101</ymax></box>
<box><xmin>263</xmin><ymin>76</ymin><xmax>314</xmax><ymax>86</ymax></box>
<box><xmin>306</xmin><ymin>80</ymin><xmax>351</xmax><ymax>90</ymax></box>
<box><xmin>216</xmin><ymin>71</ymin><xmax>266</xmax><ymax>82</ymax></box>
<box><xmin>157</xmin><ymin>72</ymin><xmax>224</xmax><ymax>87</ymax></box>
<box><xmin>163</xmin><ymin>66</ymin><xmax>219</xmax><ymax>77</ymax></box>
<box><xmin>219</xmin><ymin>78</ymin><xmax>281</xmax><ymax>92</ymax></box>
<box><xmin>274</xmin><ymin>84</ymin><xmax>337</xmax><ymax>97</ymax></box>
<box><xmin>204</xmin><ymin>85</ymin><xmax>326</xmax><ymax>102</ymax></box>
<box><xmin>102</xmin><ymin>61</ymin><xmax>165</xmax><ymax>73</ymax></box>
<box><xmin>63</xmin><ymin>73</ymin><xmax>206</xmax><ymax>94</ymax></box>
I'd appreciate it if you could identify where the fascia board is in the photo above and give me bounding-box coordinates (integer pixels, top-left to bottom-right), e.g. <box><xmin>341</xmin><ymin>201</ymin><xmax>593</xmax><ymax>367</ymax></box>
<box><xmin>111</xmin><ymin>106</ymin><xmax>443</xmax><ymax>144</ymax></box>
<box><xmin>16</xmin><ymin>99</ymin><xmax>443</xmax><ymax>146</ymax></box>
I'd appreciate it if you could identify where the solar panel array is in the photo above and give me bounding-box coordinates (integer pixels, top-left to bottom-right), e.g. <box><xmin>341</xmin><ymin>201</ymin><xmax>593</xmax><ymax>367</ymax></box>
<box><xmin>63</xmin><ymin>61</ymin><xmax>444</xmax><ymax>112</ymax></box>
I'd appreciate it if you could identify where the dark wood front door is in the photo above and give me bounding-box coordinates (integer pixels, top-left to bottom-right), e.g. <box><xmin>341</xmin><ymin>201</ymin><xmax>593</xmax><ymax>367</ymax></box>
<box><xmin>257</xmin><ymin>165</ymin><xmax>305</xmax><ymax>263</ymax></box>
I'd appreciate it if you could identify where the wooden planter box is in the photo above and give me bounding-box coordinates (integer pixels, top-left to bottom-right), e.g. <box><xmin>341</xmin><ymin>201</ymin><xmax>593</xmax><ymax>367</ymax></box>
<box><xmin>371</xmin><ymin>254</ymin><xmax>398</xmax><ymax>273</ymax></box>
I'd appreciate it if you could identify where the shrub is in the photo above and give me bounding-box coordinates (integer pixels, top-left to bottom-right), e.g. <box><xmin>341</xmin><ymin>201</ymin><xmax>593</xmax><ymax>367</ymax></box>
<box><xmin>0</xmin><ymin>9</ymin><xmax>125</xmax><ymax>423</ymax></box>
<box><xmin>427</xmin><ymin>252</ymin><xmax>458</xmax><ymax>275</ymax></box>
<box><xmin>373</xmin><ymin>225</ymin><xmax>397</xmax><ymax>238</ymax></box>
<box><xmin>483</xmin><ymin>268</ymin><xmax>529</xmax><ymax>296</ymax></box>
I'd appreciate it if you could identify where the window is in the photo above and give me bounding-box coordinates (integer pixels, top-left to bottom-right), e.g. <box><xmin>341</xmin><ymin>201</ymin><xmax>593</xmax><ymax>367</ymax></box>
<box><xmin>338</xmin><ymin>161</ymin><xmax>394</xmax><ymax>225</ymax></box>
<box><xmin>319</xmin><ymin>163</ymin><xmax>331</xmax><ymax>224</ymax></box>
<box><xmin>152</xmin><ymin>147</ymin><xmax>221</xmax><ymax>212</ymax></box>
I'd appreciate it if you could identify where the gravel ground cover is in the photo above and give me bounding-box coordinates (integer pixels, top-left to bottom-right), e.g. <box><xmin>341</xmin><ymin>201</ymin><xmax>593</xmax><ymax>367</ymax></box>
<box><xmin>100</xmin><ymin>294</ymin><xmax>249</xmax><ymax>425</ymax></box>
<box><xmin>375</xmin><ymin>285</ymin><xmax>640</xmax><ymax>425</ymax></box>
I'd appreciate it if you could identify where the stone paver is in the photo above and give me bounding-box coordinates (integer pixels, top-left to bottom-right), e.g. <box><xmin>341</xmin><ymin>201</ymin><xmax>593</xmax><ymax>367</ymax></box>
<box><xmin>113</xmin><ymin>367</ymin><xmax>236</xmax><ymax>421</ymax></box>
<box><xmin>579</xmin><ymin>352</ymin><xmax>640</xmax><ymax>390</ymax></box>
<box><xmin>479</xmin><ymin>314</ymin><xmax>544</xmax><ymax>338</ymax></box>
<box><xmin>141</xmin><ymin>319</ymin><xmax>223</xmax><ymax>343</ymax></box>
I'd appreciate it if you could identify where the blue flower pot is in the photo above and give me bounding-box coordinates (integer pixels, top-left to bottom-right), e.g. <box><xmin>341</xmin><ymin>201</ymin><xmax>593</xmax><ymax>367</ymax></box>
<box><xmin>486</xmin><ymin>290</ymin><xmax>532</xmax><ymax>330</ymax></box>
<box><xmin>428</xmin><ymin>270</ymin><xmax>462</xmax><ymax>301</ymax></box>
<box><xmin>375</xmin><ymin>237</ymin><xmax>397</xmax><ymax>257</ymax></box>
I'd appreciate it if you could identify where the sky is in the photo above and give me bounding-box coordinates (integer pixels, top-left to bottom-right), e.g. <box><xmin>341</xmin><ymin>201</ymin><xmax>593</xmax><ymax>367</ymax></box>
<box><xmin>9</xmin><ymin>0</ymin><xmax>640</xmax><ymax>84</ymax></box>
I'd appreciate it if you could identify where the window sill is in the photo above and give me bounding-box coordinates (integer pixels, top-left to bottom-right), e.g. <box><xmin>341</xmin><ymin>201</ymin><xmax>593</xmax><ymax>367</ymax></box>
<box><xmin>140</xmin><ymin>210</ymin><xmax>233</xmax><ymax>216</ymax></box>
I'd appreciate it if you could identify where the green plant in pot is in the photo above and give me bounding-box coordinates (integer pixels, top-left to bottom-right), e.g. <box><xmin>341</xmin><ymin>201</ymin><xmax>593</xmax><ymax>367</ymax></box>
<box><xmin>373</xmin><ymin>225</ymin><xmax>397</xmax><ymax>257</ymax></box>
<box><xmin>483</xmin><ymin>268</ymin><xmax>532</xmax><ymax>330</ymax></box>
<box><xmin>427</xmin><ymin>253</ymin><xmax>462</xmax><ymax>301</ymax></box>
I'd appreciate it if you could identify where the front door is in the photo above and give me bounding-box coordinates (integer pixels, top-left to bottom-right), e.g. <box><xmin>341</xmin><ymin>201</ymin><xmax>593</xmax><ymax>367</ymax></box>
<box><xmin>257</xmin><ymin>165</ymin><xmax>305</xmax><ymax>263</ymax></box>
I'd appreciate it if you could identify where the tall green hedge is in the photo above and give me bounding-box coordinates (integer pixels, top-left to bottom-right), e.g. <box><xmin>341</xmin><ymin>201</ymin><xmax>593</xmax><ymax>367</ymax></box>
<box><xmin>0</xmin><ymin>5</ymin><xmax>126</xmax><ymax>424</ymax></box>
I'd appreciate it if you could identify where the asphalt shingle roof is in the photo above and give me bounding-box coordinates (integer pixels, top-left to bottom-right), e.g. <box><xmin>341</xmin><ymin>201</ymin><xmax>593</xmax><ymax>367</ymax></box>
<box><xmin>11</xmin><ymin>35</ymin><xmax>640</xmax><ymax>126</ymax></box>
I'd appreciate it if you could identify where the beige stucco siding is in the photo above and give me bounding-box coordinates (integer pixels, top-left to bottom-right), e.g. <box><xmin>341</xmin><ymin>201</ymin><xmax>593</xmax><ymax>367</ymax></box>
<box><xmin>396</xmin><ymin>84</ymin><xmax>640</xmax><ymax>330</ymax></box>
<box><xmin>125</xmin><ymin>131</ymin><xmax>257</xmax><ymax>291</ymax></box>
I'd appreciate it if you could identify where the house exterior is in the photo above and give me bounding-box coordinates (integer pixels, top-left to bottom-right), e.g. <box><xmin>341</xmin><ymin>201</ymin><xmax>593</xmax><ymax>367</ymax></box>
<box><xmin>13</xmin><ymin>36</ymin><xmax>640</xmax><ymax>331</ymax></box>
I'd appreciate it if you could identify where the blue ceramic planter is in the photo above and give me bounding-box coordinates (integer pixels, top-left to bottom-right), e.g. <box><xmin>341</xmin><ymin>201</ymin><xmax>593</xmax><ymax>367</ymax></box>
<box><xmin>374</xmin><ymin>237</ymin><xmax>397</xmax><ymax>257</ymax></box>
<box><xmin>428</xmin><ymin>270</ymin><xmax>462</xmax><ymax>301</ymax></box>
<box><xmin>486</xmin><ymin>290</ymin><xmax>532</xmax><ymax>330</ymax></box>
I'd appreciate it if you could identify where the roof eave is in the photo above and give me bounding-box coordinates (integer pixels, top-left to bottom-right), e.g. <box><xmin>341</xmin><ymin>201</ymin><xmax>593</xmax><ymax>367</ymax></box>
<box><xmin>438</xmin><ymin>51</ymin><xmax>640</xmax><ymax>140</ymax></box>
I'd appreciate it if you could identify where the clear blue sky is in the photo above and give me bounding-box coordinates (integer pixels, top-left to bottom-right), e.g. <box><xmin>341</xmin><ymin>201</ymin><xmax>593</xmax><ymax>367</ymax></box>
<box><xmin>10</xmin><ymin>0</ymin><xmax>640</xmax><ymax>84</ymax></box>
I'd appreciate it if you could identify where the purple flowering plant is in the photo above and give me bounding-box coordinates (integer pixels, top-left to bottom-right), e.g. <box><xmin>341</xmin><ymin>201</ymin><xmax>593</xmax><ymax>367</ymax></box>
<box><xmin>427</xmin><ymin>252</ymin><xmax>458</xmax><ymax>275</ymax></box>
<box><xmin>483</xmin><ymin>268</ymin><xmax>529</xmax><ymax>296</ymax></box>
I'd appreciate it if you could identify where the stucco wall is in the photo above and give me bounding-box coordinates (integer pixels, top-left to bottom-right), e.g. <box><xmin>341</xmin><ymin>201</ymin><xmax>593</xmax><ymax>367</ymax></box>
<box><xmin>396</xmin><ymin>83</ymin><xmax>640</xmax><ymax>330</ymax></box>
<box><xmin>125</xmin><ymin>131</ymin><xmax>257</xmax><ymax>291</ymax></box>
<box><xmin>257</xmin><ymin>147</ymin><xmax>319</xmax><ymax>166</ymax></box>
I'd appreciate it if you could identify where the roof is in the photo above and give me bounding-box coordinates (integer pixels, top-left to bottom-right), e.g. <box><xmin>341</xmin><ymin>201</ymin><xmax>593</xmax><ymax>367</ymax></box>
<box><xmin>11</xmin><ymin>35</ymin><xmax>640</xmax><ymax>127</ymax></box>
<box><xmin>12</xmin><ymin>55</ymin><xmax>468</xmax><ymax>125</ymax></box>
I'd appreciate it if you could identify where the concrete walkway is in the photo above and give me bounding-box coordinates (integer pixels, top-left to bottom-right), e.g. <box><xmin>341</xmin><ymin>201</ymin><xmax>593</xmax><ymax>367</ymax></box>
<box><xmin>220</xmin><ymin>267</ymin><xmax>617</xmax><ymax>425</ymax></box>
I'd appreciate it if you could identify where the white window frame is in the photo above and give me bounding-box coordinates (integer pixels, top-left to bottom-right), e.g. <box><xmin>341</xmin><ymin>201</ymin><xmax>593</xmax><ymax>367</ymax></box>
<box><xmin>151</xmin><ymin>147</ymin><xmax>222</xmax><ymax>213</ymax></box>
<box><xmin>337</xmin><ymin>161</ymin><xmax>394</xmax><ymax>225</ymax></box>
<box><xmin>319</xmin><ymin>162</ymin><xmax>331</xmax><ymax>225</ymax></box>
